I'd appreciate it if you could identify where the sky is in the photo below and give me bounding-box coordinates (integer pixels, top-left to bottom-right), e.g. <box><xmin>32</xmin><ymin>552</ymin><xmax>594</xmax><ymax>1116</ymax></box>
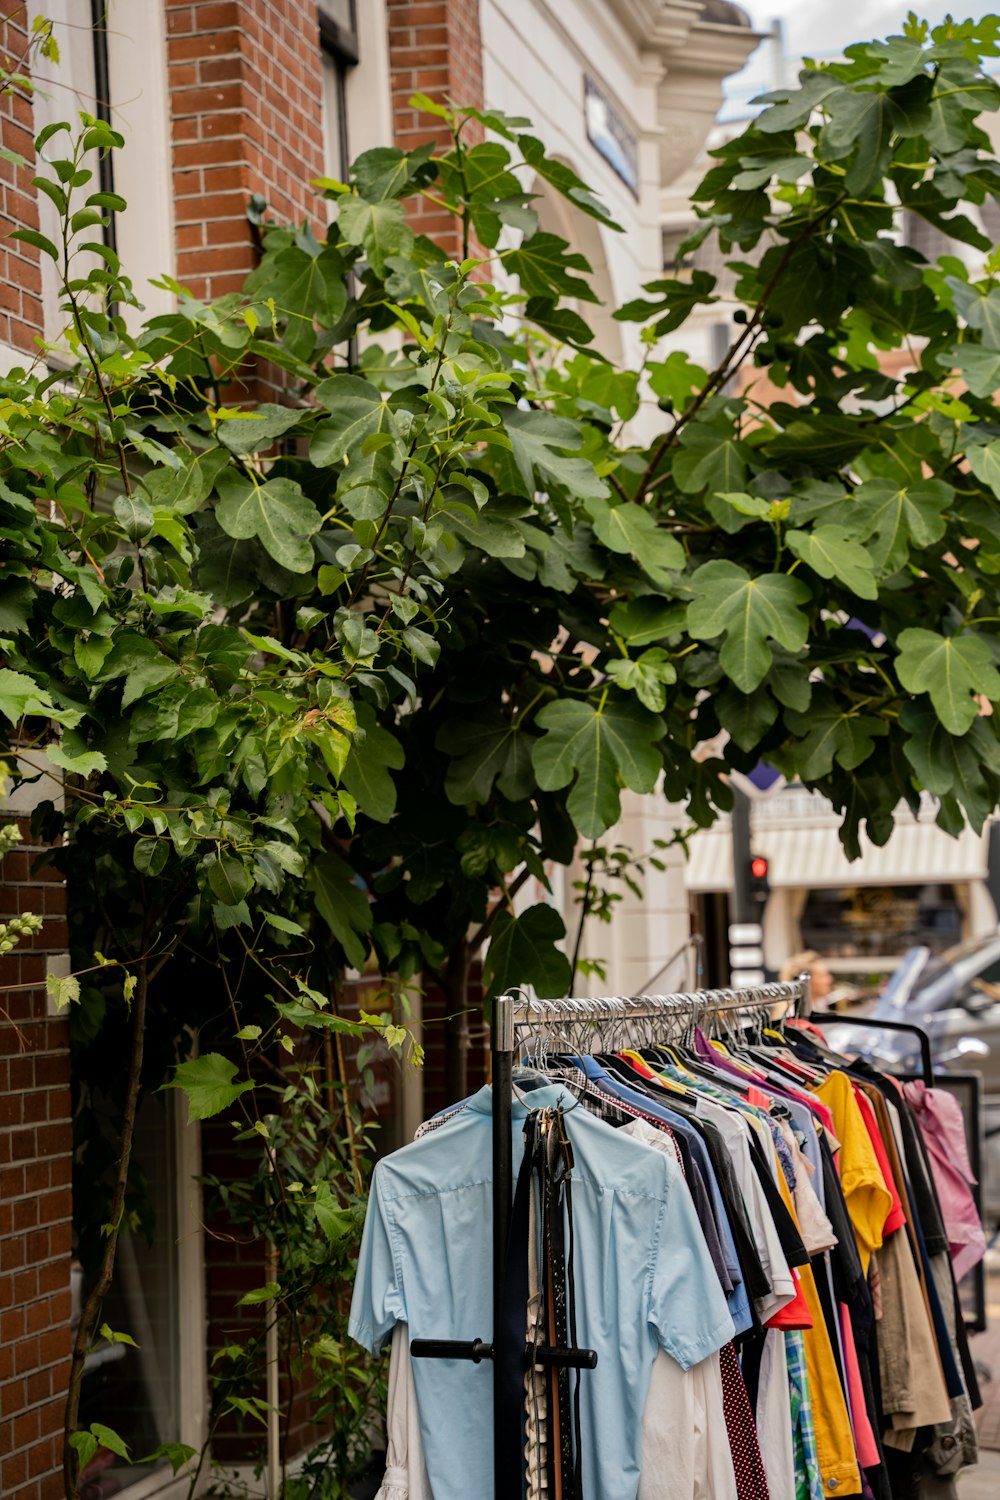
<box><xmin>723</xmin><ymin>2</ymin><xmax>999</xmax><ymax>116</ymax></box>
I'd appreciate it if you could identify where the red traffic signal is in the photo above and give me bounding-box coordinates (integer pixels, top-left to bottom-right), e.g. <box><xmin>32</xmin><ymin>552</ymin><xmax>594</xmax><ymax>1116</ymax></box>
<box><xmin>749</xmin><ymin>853</ymin><xmax>770</xmax><ymax>902</ymax></box>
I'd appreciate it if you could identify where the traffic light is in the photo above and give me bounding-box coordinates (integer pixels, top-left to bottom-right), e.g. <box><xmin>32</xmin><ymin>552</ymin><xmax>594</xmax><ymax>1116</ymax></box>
<box><xmin>749</xmin><ymin>853</ymin><xmax>770</xmax><ymax>905</ymax></box>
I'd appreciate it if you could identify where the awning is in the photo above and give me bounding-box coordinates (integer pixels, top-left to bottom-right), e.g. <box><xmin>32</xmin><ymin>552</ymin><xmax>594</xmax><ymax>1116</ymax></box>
<box><xmin>685</xmin><ymin>811</ymin><xmax>990</xmax><ymax>892</ymax></box>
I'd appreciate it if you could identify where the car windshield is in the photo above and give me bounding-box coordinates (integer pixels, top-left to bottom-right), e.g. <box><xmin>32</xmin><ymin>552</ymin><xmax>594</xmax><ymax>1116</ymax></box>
<box><xmin>942</xmin><ymin>934</ymin><xmax>1000</xmax><ymax>964</ymax></box>
<box><xmin>904</xmin><ymin>933</ymin><xmax>1000</xmax><ymax>1011</ymax></box>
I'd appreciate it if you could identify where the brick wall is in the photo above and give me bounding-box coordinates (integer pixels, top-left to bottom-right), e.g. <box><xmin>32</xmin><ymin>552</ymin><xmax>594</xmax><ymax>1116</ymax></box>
<box><xmin>0</xmin><ymin>816</ymin><xmax>73</xmax><ymax>1500</ymax></box>
<box><xmin>386</xmin><ymin>0</ymin><xmax>485</xmax><ymax>254</ymax></box>
<box><xmin>166</xmin><ymin>0</ymin><xmax>328</xmax><ymax>301</ymax></box>
<box><xmin>419</xmin><ymin>967</ymin><xmax>489</xmax><ymax>1119</ymax></box>
<box><xmin>0</xmin><ymin>6</ymin><xmax>45</xmax><ymax>356</ymax></box>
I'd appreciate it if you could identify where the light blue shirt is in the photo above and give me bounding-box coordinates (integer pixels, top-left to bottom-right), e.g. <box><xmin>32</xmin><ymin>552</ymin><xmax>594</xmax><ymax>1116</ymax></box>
<box><xmin>574</xmin><ymin>1057</ymin><xmax>754</xmax><ymax>1335</ymax></box>
<box><xmin>350</xmin><ymin>1084</ymin><xmax>735</xmax><ymax>1499</ymax></box>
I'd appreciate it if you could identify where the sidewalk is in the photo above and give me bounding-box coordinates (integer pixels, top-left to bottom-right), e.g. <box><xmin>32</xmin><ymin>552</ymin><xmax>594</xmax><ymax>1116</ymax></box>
<box><xmin>958</xmin><ymin>1267</ymin><xmax>1000</xmax><ymax>1496</ymax></box>
<box><xmin>967</xmin><ymin>1267</ymin><xmax>1000</xmax><ymax>1451</ymax></box>
<box><xmin>958</xmin><ymin>1448</ymin><xmax>1000</xmax><ymax>1498</ymax></box>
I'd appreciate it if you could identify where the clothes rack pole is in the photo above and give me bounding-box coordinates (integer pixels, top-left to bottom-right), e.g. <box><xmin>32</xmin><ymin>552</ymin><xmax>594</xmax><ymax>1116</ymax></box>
<box><xmin>413</xmin><ymin>975</ymin><xmax>811</xmax><ymax>1500</ymax></box>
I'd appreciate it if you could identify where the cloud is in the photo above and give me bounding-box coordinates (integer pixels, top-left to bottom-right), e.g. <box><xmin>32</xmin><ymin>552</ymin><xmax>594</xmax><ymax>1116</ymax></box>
<box><xmin>724</xmin><ymin>2</ymin><xmax>997</xmax><ymax>115</ymax></box>
<box><xmin>741</xmin><ymin>1</ymin><xmax>988</xmax><ymax>57</ymax></box>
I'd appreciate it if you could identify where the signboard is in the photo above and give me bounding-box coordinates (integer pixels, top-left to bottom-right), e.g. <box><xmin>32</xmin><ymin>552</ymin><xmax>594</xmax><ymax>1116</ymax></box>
<box><xmin>732</xmin><ymin>970</ymin><xmax>766</xmax><ymax>989</ymax></box>
<box><xmin>584</xmin><ymin>76</ymin><xmax>639</xmax><ymax>198</ymax></box>
<box><xmin>730</xmin><ymin>764</ymin><xmax>786</xmax><ymax>800</ymax></box>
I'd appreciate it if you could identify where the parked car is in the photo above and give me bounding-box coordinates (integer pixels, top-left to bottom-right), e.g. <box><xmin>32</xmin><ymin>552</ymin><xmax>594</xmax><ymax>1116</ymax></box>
<box><xmin>822</xmin><ymin>934</ymin><xmax>1000</xmax><ymax>1229</ymax></box>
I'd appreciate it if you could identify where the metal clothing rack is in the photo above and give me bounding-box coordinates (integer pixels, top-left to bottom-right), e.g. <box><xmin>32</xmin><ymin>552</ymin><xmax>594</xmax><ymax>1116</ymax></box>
<box><xmin>818</xmin><ymin>1012</ymin><xmax>935</xmax><ymax>1085</ymax></box>
<box><xmin>412</xmin><ymin>975</ymin><xmax>812</xmax><ymax>1500</ymax></box>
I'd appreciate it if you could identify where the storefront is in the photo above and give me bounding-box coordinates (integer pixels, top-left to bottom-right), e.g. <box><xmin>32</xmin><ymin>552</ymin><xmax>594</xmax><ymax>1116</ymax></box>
<box><xmin>684</xmin><ymin>786</ymin><xmax>998</xmax><ymax>990</ymax></box>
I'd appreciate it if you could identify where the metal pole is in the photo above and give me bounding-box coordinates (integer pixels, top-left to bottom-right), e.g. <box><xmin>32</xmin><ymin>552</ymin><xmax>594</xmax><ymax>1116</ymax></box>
<box><xmin>90</xmin><ymin>0</ymin><xmax>119</xmax><ymax>257</ymax></box>
<box><xmin>730</xmin><ymin>786</ymin><xmax>753</xmax><ymax>927</ymax></box>
<box><xmin>492</xmin><ymin>997</ymin><xmax>514</xmax><ymax>1499</ymax></box>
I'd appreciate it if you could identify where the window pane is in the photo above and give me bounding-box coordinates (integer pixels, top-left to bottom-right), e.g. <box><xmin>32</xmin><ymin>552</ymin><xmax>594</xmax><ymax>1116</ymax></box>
<box><xmin>76</xmin><ymin>1096</ymin><xmax>180</xmax><ymax>1494</ymax></box>
<box><xmin>323</xmin><ymin>51</ymin><xmax>349</xmax><ymax>182</ymax></box>
<box><xmin>318</xmin><ymin>0</ymin><xmax>356</xmax><ymax>32</ymax></box>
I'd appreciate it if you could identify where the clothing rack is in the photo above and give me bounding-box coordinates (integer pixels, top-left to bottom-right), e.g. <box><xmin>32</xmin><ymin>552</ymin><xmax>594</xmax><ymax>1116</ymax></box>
<box><xmin>820</xmin><ymin>1012</ymin><xmax>935</xmax><ymax>1085</ymax></box>
<box><xmin>412</xmin><ymin>975</ymin><xmax>812</xmax><ymax>1500</ymax></box>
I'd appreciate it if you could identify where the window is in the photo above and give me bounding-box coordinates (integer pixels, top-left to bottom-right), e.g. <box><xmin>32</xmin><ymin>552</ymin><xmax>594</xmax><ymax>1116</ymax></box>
<box><xmin>27</xmin><ymin>0</ymin><xmax>175</xmax><ymax>347</ymax></box>
<box><xmin>74</xmin><ymin>1092</ymin><xmax>205</xmax><ymax>1499</ymax></box>
<box><xmin>800</xmin><ymin>883</ymin><xmax>962</xmax><ymax>960</ymax></box>
<box><xmin>661</xmin><ymin>226</ymin><xmax>692</xmax><ymax>271</ymax></box>
<box><xmin>319</xmin><ymin>0</ymin><xmax>359</xmax><ymax>183</ymax></box>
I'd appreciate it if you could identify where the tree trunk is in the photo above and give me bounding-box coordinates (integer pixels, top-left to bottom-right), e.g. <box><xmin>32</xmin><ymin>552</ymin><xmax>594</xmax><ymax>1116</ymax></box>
<box><xmin>441</xmin><ymin>938</ymin><xmax>471</xmax><ymax>1102</ymax></box>
<box><xmin>63</xmin><ymin>959</ymin><xmax>149</xmax><ymax>1500</ymax></box>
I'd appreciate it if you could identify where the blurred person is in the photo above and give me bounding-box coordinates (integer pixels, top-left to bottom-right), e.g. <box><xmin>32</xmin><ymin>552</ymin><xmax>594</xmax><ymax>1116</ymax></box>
<box><xmin>779</xmin><ymin>949</ymin><xmax>834</xmax><ymax>1007</ymax></box>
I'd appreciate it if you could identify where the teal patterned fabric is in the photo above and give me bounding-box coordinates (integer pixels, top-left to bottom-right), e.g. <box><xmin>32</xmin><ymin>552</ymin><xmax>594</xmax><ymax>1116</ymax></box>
<box><xmin>786</xmin><ymin>1329</ymin><xmax>823</xmax><ymax>1500</ymax></box>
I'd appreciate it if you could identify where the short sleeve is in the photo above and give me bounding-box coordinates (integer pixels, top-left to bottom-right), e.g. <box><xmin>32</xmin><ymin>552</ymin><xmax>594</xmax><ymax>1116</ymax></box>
<box><xmin>349</xmin><ymin>1166</ymin><xmax>406</xmax><ymax>1352</ymax></box>
<box><xmin>647</xmin><ymin>1167</ymin><xmax>735</xmax><ymax>1370</ymax></box>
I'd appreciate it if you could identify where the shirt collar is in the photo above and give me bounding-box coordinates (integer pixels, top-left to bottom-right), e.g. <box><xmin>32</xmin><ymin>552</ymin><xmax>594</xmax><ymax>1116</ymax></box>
<box><xmin>466</xmin><ymin>1083</ymin><xmax>574</xmax><ymax>1118</ymax></box>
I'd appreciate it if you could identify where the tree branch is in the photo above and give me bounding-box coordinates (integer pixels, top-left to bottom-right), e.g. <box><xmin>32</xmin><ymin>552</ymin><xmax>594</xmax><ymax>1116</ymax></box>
<box><xmin>467</xmin><ymin>866</ymin><xmax>533</xmax><ymax>959</ymax></box>
<box><xmin>633</xmin><ymin>200</ymin><xmax>845</xmax><ymax>501</ymax></box>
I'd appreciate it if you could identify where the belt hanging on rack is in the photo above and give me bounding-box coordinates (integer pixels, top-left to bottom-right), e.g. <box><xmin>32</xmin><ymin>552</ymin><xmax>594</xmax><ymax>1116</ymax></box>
<box><xmin>496</xmin><ymin>1115</ymin><xmax>538</xmax><ymax>1497</ymax></box>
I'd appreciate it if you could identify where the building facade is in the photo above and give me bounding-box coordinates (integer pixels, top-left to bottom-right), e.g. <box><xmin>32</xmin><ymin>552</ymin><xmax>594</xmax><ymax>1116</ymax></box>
<box><xmin>0</xmin><ymin>3</ymin><xmax>757</xmax><ymax>1495</ymax></box>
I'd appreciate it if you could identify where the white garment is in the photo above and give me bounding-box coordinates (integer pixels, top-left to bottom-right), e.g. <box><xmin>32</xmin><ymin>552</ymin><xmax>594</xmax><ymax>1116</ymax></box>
<box><xmin>623</xmin><ymin>1119</ymin><xmax>738</xmax><ymax>1500</ymax></box>
<box><xmin>639</xmin><ymin>1345</ymin><xmax>737</xmax><ymax>1500</ymax></box>
<box><xmin>375</xmin><ymin>1324</ymin><xmax>432</xmax><ymax>1500</ymax></box>
<box><xmin>754</xmin><ymin>1330</ymin><xmax>796</xmax><ymax>1500</ymax></box>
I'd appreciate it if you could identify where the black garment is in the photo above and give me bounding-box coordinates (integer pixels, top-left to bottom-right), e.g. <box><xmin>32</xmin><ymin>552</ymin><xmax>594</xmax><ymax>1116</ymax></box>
<box><xmin>817</xmin><ymin>1130</ymin><xmax>866</xmax><ymax>1302</ymax></box>
<box><xmin>684</xmin><ymin>1143</ymin><xmax>734</xmax><ymax>1294</ymax></box>
<box><xmin>696</xmin><ymin>1114</ymin><xmax>772</xmax><ymax>1305</ymax></box>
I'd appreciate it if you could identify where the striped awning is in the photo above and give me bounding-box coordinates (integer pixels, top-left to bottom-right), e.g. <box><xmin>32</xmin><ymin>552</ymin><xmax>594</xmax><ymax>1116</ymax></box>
<box><xmin>684</xmin><ymin>804</ymin><xmax>990</xmax><ymax>892</ymax></box>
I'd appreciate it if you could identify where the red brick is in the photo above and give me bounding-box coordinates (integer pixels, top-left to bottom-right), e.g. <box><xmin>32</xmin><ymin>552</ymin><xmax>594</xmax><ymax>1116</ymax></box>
<box><xmin>14</xmin><ymin>1335</ymin><xmax>40</xmax><ymax>1374</ymax></box>
<box><xmin>203</xmin><ymin>217</ymin><xmax>252</xmax><ymax>247</ymax></box>
<box><xmin>34</xmin><ymin>1123</ymin><xmax>70</xmax><ymax>1156</ymax></box>
<box><xmin>195</xmin><ymin>1</ymin><xmax>241</xmax><ymax>27</ymax></box>
<box><xmin>13</xmin><ymin>1409</ymin><xmax>39</xmax><ymax>1448</ymax></box>
<box><xmin>168</xmin><ymin>61</ymin><xmax>199</xmax><ymax>88</ymax></box>
<box><xmin>34</xmin><ymin>1192</ymin><xmax>63</xmax><ymax>1225</ymax></box>
<box><xmin>48</xmin><ymin>1156</ymin><xmax>71</xmax><ymax>1188</ymax></box>
<box><xmin>200</xmin><ymin>54</ymin><xmax>244</xmax><ymax>84</ymax></box>
<box><xmin>47</xmin><ymin>1290</ymin><xmax>70</xmax><ymax>1326</ymax></box>
<box><xmin>37</xmin><ymin>1266</ymin><xmax>68</xmax><ymax>1302</ymax></box>
<box><xmin>172</xmin><ymin>82</ymin><xmax>244</xmax><ymax>116</ymax></box>
<box><xmin>166</xmin><ymin>4</ymin><xmax>196</xmax><ymax>34</ymax></box>
<box><xmin>0</xmin><ymin>1091</ymin><xmax>22</xmax><ymax>1125</ymax></box>
<box><xmin>1</xmin><ymin>1164</ymin><xmax>25</xmax><ymax>1198</ymax></box>
<box><xmin>12</xmin><ymin>1196</ymin><xmax>38</xmax><ymax>1231</ymax></box>
<box><xmin>3</xmin><ymin>1448</ymin><xmax>27</xmax><ymax>1490</ymax></box>
<box><xmin>28</xmin><ymin>1438</ymin><xmax>55</xmax><ymax>1477</ymax></box>
<box><xmin>37</xmin><ymin>1328</ymin><xmax>68</xmax><ymax>1367</ymax></box>
<box><xmin>37</xmin><ymin>1401</ymin><xmax>61</xmax><ymax>1437</ymax></box>
<box><xmin>49</xmin><ymin>1221</ymin><xmax>71</xmax><ymax>1255</ymax></box>
<box><xmin>175</xmin><ymin>138</ymin><xmax>241</xmax><ymax>167</ymax></box>
<box><xmin>22</xmin><ymin>1093</ymin><xmax>47</xmax><ymax>1125</ymax></box>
